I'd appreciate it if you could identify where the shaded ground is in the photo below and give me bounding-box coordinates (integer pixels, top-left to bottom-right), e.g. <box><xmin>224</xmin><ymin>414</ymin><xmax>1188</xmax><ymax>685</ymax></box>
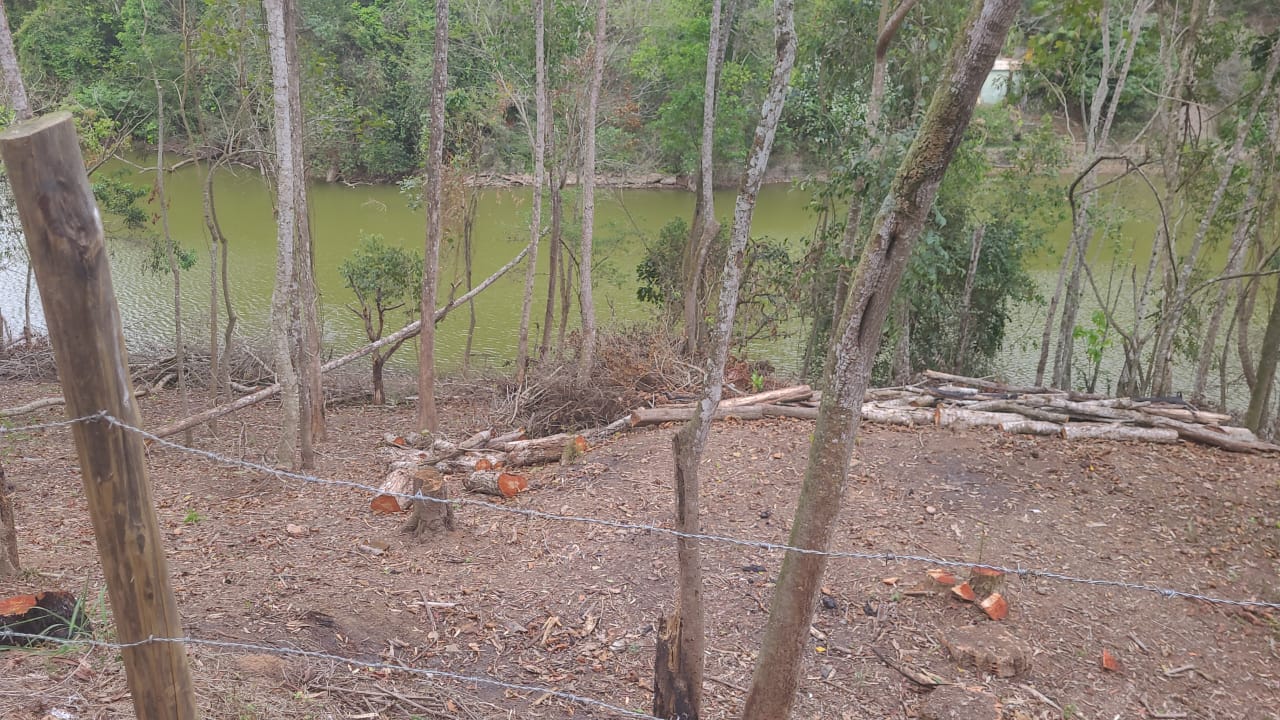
<box><xmin>2</xmin><ymin>379</ymin><xmax>1278</xmax><ymax>719</ymax></box>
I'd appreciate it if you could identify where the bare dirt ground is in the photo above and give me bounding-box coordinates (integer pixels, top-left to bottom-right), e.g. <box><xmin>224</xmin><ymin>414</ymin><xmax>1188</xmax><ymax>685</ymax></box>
<box><xmin>2</xmin><ymin>378</ymin><xmax>1279</xmax><ymax>720</ymax></box>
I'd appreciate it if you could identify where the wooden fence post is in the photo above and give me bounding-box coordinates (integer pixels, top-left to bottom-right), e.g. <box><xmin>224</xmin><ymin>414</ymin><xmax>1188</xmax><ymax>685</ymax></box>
<box><xmin>0</xmin><ymin>113</ymin><xmax>198</xmax><ymax>720</ymax></box>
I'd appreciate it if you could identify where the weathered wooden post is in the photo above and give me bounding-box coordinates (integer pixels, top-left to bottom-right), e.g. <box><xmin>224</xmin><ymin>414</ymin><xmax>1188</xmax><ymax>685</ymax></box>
<box><xmin>0</xmin><ymin>112</ymin><xmax>198</xmax><ymax>720</ymax></box>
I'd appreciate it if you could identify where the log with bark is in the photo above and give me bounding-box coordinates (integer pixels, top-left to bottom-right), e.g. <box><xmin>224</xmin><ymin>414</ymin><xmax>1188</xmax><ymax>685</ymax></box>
<box><xmin>463</xmin><ymin>471</ymin><xmax>528</xmax><ymax>497</ymax></box>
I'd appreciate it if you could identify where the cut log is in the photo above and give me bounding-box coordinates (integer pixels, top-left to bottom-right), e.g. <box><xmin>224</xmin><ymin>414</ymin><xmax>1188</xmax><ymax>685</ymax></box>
<box><xmin>504</xmin><ymin>435</ymin><xmax>587</xmax><ymax>467</ymax></box>
<box><xmin>923</xmin><ymin>369</ymin><xmax>1052</xmax><ymax>395</ymax></box>
<box><xmin>718</xmin><ymin>385</ymin><xmax>812</xmax><ymax>408</ymax></box>
<box><xmin>489</xmin><ymin>428</ymin><xmax>528</xmax><ymax>445</ymax></box>
<box><xmin>459</xmin><ymin>429</ymin><xmax>493</xmax><ymax>450</ymax></box>
<box><xmin>998</xmin><ymin>420</ymin><xmax>1063</xmax><ymax>436</ymax></box>
<box><xmin>963</xmin><ymin>400</ymin><xmax>1069</xmax><ymax>423</ymax></box>
<box><xmin>434</xmin><ymin>452</ymin><xmax>505</xmax><ymax>475</ymax></box>
<box><xmin>1149</xmin><ymin>417</ymin><xmax>1280</xmax><ymax>454</ymax></box>
<box><xmin>933</xmin><ymin>408</ymin><xmax>1026</xmax><ymax>429</ymax></box>
<box><xmin>761</xmin><ymin>405</ymin><xmax>819</xmax><ymax>420</ymax></box>
<box><xmin>1045</xmin><ymin>399</ymin><xmax>1142</xmax><ymax>422</ymax></box>
<box><xmin>1139</xmin><ymin>406</ymin><xmax>1232</xmax><ymax>425</ymax></box>
<box><xmin>373</xmin><ymin>467</ymin><xmax>421</xmax><ymax>513</ymax></box>
<box><xmin>463</xmin><ymin>471</ymin><xmax>528</xmax><ymax>498</ymax></box>
<box><xmin>861</xmin><ymin>405</ymin><xmax>935</xmax><ymax>426</ymax></box>
<box><xmin>1059</xmin><ymin>424</ymin><xmax>1179</xmax><ymax>443</ymax></box>
<box><xmin>402</xmin><ymin>467</ymin><xmax>453</xmax><ymax>538</ymax></box>
<box><xmin>629</xmin><ymin>405</ymin><xmax>764</xmax><ymax>427</ymax></box>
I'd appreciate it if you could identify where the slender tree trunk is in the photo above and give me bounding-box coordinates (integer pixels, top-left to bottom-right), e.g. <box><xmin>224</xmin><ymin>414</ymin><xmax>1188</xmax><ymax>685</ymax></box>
<box><xmin>953</xmin><ymin>223</ymin><xmax>985</xmax><ymax>373</ymax></box>
<box><xmin>740</xmin><ymin>4</ymin><xmax>1018</xmax><ymax>718</ymax></box>
<box><xmin>463</xmin><ymin>187</ymin><xmax>476</xmax><ymax>371</ymax></box>
<box><xmin>0</xmin><ymin>0</ymin><xmax>30</xmax><ymax>122</ymax></box>
<box><xmin>154</xmin><ymin>79</ymin><xmax>193</xmax><ymax>447</ymax></box>
<box><xmin>263</xmin><ymin>0</ymin><xmax>302</xmax><ymax>467</ymax></box>
<box><xmin>1051</xmin><ymin>211</ymin><xmax>1094</xmax><ymax>390</ymax></box>
<box><xmin>516</xmin><ymin>0</ymin><xmax>548</xmax><ymax>386</ymax></box>
<box><xmin>1246</xmin><ymin>279</ymin><xmax>1280</xmax><ymax>432</ymax></box>
<box><xmin>1</xmin><ymin>0</ymin><xmax>33</xmax><ymax>348</ymax></box>
<box><xmin>679</xmin><ymin>0</ymin><xmax>724</xmax><ymax>357</ymax></box>
<box><xmin>418</xmin><ymin>0</ymin><xmax>449</xmax><ymax>433</ymax></box>
<box><xmin>653</xmin><ymin>5</ymin><xmax>795</xmax><ymax>718</ymax></box>
<box><xmin>208</xmin><ymin>164</ymin><xmax>238</xmax><ymax>401</ymax></box>
<box><xmin>541</xmin><ymin>123</ymin><xmax>562</xmax><ymax>358</ymax></box>
<box><xmin>1238</xmin><ymin>272</ymin><xmax>1261</xmax><ymax>390</ymax></box>
<box><xmin>577</xmin><ymin>0</ymin><xmax>607</xmax><ymax>383</ymax></box>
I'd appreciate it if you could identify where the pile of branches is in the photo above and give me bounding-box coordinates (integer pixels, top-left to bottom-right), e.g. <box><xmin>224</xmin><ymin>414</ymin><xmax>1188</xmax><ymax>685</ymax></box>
<box><xmin>0</xmin><ymin>337</ymin><xmax>57</xmax><ymax>381</ymax></box>
<box><xmin>514</xmin><ymin>325</ymin><xmax>702</xmax><ymax>435</ymax></box>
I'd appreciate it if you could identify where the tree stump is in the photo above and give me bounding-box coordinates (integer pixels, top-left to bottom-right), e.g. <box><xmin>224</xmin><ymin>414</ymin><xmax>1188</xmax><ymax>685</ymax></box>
<box><xmin>402</xmin><ymin>467</ymin><xmax>454</xmax><ymax>538</ymax></box>
<box><xmin>968</xmin><ymin>567</ymin><xmax>1005</xmax><ymax>597</ymax></box>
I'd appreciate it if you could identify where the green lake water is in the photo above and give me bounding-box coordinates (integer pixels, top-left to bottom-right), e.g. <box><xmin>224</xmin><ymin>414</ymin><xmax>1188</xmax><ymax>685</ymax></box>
<box><xmin>0</xmin><ymin>161</ymin><xmax>1255</xmax><ymax>404</ymax></box>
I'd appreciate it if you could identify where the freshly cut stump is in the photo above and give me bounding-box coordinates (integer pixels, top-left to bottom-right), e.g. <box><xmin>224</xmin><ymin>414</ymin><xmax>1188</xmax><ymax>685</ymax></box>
<box><xmin>402</xmin><ymin>467</ymin><xmax>454</xmax><ymax>538</ymax></box>
<box><xmin>940</xmin><ymin>625</ymin><xmax>1030</xmax><ymax>678</ymax></box>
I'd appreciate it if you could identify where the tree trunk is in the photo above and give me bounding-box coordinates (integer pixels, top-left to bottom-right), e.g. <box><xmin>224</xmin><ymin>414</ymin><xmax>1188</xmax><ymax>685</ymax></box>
<box><xmin>0</xmin><ymin>459</ymin><xmax>18</xmax><ymax>578</ymax></box>
<box><xmin>577</xmin><ymin>0</ymin><xmax>607</xmax><ymax>383</ymax></box>
<box><xmin>154</xmin><ymin>80</ymin><xmax>193</xmax><ymax>447</ymax></box>
<box><xmin>740</xmin><ymin>3</ymin><xmax>1017</xmax><ymax>718</ymax></box>
<box><xmin>540</xmin><ymin>123</ymin><xmax>562</xmax><ymax>359</ymax></box>
<box><xmin>286</xmin><ymin>0</ymin><xmax>325</xmax><ymax>460</ymax></box>
<box><xmin>371</xmin><ymin>352</ymin><xmax>387</xmax><ymax>405</ymax></box>
<box><xmin>516</xmin><ymin>0</ymin><xmax>548</xmax><ymax>386</ymax></box>
<box><xmin>654</xmin><ymin>4</ymin><xmax>796</xmax><ymax>718</ymax></box>
<box><xmin>418</xmin><ymin>0</ymin><xmax>449</xmax><ymax>433</ymax></box>
<box><xmin>0</xmin><ymin>0</ymin><xmax>35</xmax><ymax>345</ymax></box>
<box><xmin>264</xmin><ymin>0</ymin><xmax>303</xmax><ymax>467</ymax></box>
<box><xmin>679</xmin><ymin>0</ymin><xmax>724</xmax><ymax>357</ymax></box>
<box><xmin>952</xmin><ymin>223</ymin><xmax>985</xmax><ymax>373</ymax></box>
<box><xmin>1245</xmin><ymin>279</ymin><xmax>1280</xmax><ymax>433</ymax></box>
<box><xmin>0</xmin><ymin>1</ymin><xmax>30</xmax><ymax>122</ymax></box>
<box><xmin>402</xmin><ymin>467</ymin><xmax>454</xmax><ymax>538</ymax></box>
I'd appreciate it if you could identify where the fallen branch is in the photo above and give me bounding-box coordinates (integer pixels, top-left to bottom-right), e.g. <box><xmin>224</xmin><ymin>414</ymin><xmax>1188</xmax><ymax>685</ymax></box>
<box><xmin>0</xmin><ymin>396</ymin><xmax>65</xmax><ymax>418</ymax></box>
<box><xmin>152</xmin><ymin>244</ymin><xmax>530</xmax><ymax>438</ymax></box>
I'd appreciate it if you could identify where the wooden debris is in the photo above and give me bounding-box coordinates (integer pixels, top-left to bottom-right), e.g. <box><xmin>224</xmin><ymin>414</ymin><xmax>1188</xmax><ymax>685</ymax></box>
<box><xmin>374</xmin><ymin>467</ymin><xmax>421</xmax><ymax>513</ymax></box>
<box><xmin>951</xmin><ymin>582</ymin><xmax>977</xmax><ymax>602</ymax></box>
<box><xmin>1101</xmin><ymin>648</ymin><xmax>1122</xmax><ymax>672</ymax></box>
<box><xmin>463</xmin><ymin>471</ymin><xmax>528</xmax><ymax>498</ymax></box>
<box><xmin>979</xmin><ymin>592</ymin><xmax>1008</xmax><ymax>621</ymax></box>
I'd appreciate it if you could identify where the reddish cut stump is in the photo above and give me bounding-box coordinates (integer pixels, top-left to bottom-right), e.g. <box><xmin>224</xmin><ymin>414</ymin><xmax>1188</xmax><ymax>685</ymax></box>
<box><xmin>0</xmin><ymin>590</ymin><xmax>91</xmax><ymax>645</ymax></box>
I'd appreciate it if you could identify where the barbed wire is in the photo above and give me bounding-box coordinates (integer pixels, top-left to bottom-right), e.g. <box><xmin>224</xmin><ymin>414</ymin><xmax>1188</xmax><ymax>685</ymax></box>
<box><xmin>0</xmin><ymin>413</ymin><xmax>96</xmax><ymax>435</ymax></box>
<box><xmin>0</xmin><ymin>630</ymin><xmax>662</xmax><ymax>720</ymax></box>
<box><xmin>4</xmin><ymin>411</ymin><xmax>1280</xmax><ymax>611</ymax></box>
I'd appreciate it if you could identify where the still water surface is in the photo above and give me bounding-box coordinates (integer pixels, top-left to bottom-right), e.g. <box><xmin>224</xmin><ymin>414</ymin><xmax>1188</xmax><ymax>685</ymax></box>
<box><xmin>0</xmin><ymin>160</ymin><xmax>1246</xmax><ymax>401</ymax></box>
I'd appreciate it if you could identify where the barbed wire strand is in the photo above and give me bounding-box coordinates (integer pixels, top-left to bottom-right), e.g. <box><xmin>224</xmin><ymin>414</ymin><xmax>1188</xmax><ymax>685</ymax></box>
<box><xmin>0</xmin><ymin>630</ymin><xmax>661</xmax><ymax>720</ymax></box>
<box><xmin>4</xmin><ymin>412</ymin><xmax>1279</xmax><ymax>611</ymax></box>
<box><xmin>0</xmin><ymin>414</ymin><xmax>96</xmax><ymax>435</ymax></box>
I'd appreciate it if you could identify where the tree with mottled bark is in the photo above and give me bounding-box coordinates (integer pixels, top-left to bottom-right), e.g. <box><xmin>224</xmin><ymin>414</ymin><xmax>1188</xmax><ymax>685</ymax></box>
<box><xmin>739</xmin><ymin>1</ymin><xmax>1019</xmax><ymax>718</ymax></box>
<box><xmin>515</xmin><ymin>0</ymin><xmax>548</xmax><ymax>386</ymax></box>
<box><xmin>577</xmin><ymin>0</ymin><xmax>607</xmax><ymax>383</ymax></box>
<box><xmin>654</xmin><ymin>6</ymin><xmax>796</xmax><ymax>717</ymax></box>
<box><xmin>419</xmin><ymin>0</ymin><xmax>449</xmax><ymax>433</ymax></box>
<box><xmin>0</xmin><ymin>0</ymin><xmax>29</xmax><ymax>122</ymax></box>
<box><xmin>263</xmin><ymin>0</ymin><xmax>304</xmax><ymax>467</ymax></box>
<box><xmin>678</xmin><ymin>0</ymin><xmax>724</xmax><ymax>356</ymax></box>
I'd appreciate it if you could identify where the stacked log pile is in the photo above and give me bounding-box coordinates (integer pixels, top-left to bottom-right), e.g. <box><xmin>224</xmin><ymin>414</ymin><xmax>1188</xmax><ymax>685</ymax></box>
<box><xmin>627</xmin><ymin>371</ymin><xmax>1279</xmax><ymax>455</ymax></box>
<box><xmin>376</xmin><ymin>424</ymin><xmax>603</xmax><ymax>508</ymax></box>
